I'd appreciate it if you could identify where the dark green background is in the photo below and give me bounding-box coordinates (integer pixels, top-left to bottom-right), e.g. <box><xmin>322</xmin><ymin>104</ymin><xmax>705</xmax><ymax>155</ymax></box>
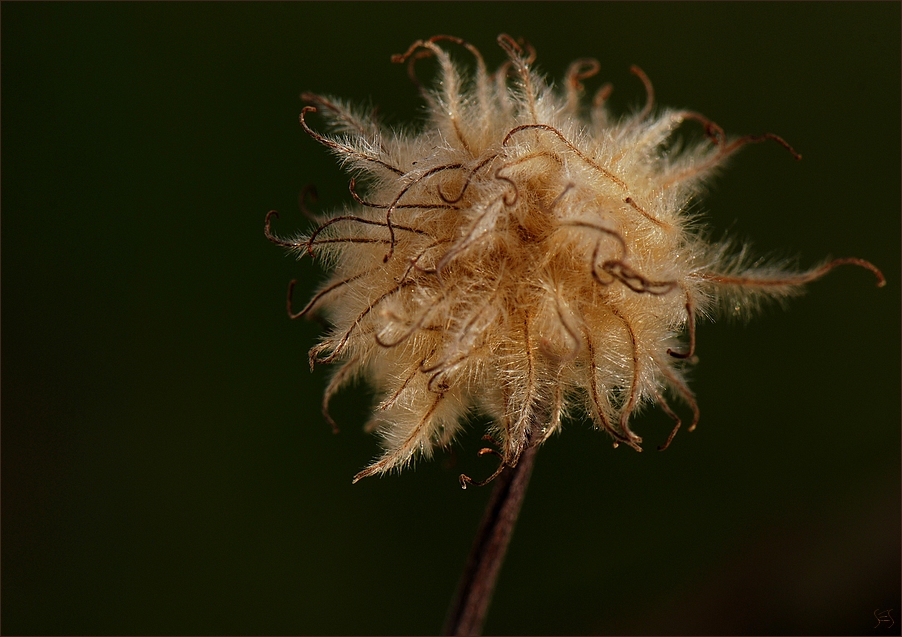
<box><xmin>3</xmin><ymin>3</ymin><xmax>899</xmax><ymax>635</ymax></box>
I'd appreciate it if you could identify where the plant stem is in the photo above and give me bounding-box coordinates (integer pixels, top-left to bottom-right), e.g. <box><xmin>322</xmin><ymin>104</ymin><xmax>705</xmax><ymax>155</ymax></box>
<box><xmin>443</xmin><ymin>443</ymin><xmax>539</xmax><ymax>636</ymax></box>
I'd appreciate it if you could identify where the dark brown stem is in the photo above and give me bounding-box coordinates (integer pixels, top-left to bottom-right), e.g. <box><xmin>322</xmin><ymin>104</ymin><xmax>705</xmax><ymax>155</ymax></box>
<box><xmin>443</xmin><ymin>443</ymin><xmax>539</xmax><ymax>636</ymax></box>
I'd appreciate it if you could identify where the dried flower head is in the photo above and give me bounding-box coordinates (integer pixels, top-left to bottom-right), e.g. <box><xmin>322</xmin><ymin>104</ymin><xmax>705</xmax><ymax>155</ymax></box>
<box><xmin>267</xmin><ymin>35</ymin><xmax>884</xmax><ymax>485</ymax></box>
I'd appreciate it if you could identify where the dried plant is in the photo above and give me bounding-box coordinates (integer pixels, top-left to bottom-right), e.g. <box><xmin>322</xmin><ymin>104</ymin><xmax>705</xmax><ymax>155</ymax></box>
<box><xmin>266</xmin><ymin>34</ymin><xmax>884</xmax><ymax>487</ymax></box>
<box><xmin>267</xmin><ymin>34</ymin><xmax>885</xmax><ymax>635</ymax></box>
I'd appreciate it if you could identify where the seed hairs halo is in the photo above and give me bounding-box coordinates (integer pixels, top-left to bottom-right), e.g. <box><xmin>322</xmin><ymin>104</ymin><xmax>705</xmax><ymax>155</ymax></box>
<box><xmin>266</xmin><ymin>34</ymin><xmax>884</xmax><ymax>635</ymax></box>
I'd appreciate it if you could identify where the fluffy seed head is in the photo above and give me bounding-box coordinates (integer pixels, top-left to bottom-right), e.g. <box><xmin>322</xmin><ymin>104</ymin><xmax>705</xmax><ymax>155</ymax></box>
<box><xmin>267</xmin><ymin>35</ymin><xmax>884</xmax><ymax>485</ymax></box>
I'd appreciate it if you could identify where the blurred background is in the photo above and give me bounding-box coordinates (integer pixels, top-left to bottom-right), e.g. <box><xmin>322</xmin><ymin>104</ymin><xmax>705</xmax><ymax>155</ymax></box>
<box><xmin>3</xmin><ymin>3</ymin><xmax>899</xmax><ymax>635</ymax></box>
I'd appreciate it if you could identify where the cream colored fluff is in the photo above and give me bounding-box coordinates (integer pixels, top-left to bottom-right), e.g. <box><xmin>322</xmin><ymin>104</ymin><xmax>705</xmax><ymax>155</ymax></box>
<box><xmin>267</xmin><ymin>35</ymin><xmax>884</xmax><ymax>485</ymax></box>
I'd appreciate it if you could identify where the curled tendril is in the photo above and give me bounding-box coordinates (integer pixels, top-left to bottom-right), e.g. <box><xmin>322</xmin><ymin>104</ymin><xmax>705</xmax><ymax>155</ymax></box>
<box><xmin>566</xmin><ymin>58</ymin><xmax>601</xmax><ymax>93</ymax></box>
<box><xmin>264</xmin><ymin>210</ymin><xmax>303</xmax><ymax>248</ymax></box>
<box><xmin>459</xmin><ymin>436</ymin><xmax>515</xmax><ymax>489</ymax></box>
<box><xmin>629</xmin><ymin>65</ymin><xmax>655</xmax><ymax>121</ymax></box>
